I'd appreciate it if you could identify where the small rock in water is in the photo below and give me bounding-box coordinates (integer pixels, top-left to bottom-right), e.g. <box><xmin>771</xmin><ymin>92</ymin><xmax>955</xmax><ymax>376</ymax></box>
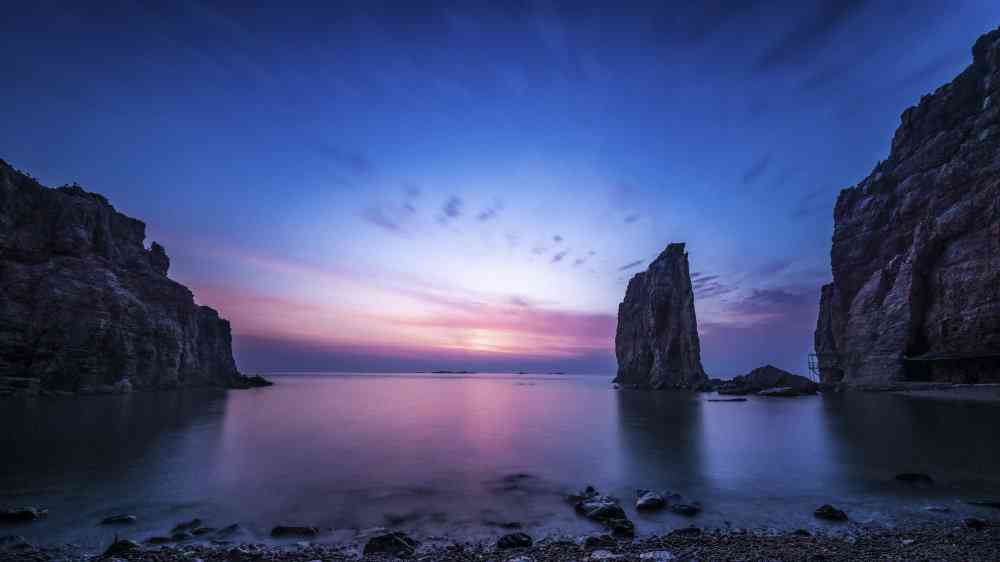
<box><xmin>669</xmin><ymin>503</ymin><xmax>701</xmax><ymax>517</ymax></box>
<box><xmin>507</xmin><ymin>557</ymin><xmax>533</xmax><ymax>562</ymax></box>
<box><xmin>814</xmin><ymin>504</ymin><xmax>848</xmax><ymax>521</ymax></box>
<box><xmin>639</xmin><ymin>551</ymin><xmax>676</xmax><ymax>561</ymax></box>
<box><xmin>497</xmin><ymin>532</ymin><xmax>533</xmax><ymax>549</ymax></box>
<box><xmin>171</xmin><ymin>530</ymin><xmax>193</xmax><ymax>541</ymax></box>
<box><xmin>214</xmin><ymin>523</ymin><xmax>243</xmax><ymax>538</ymax></box>
<box><xmin>901</xmin><ymin>538</ymin><xmax>915</xmax><ymax>545</ymax></box>
<box><xmin>964</xmin><ymin>518</ymin><xmax>990</xmax><ymax>529</ymax></box>
<box><xmin>103</xmin><ymin>539</ymin><xmax>142</xmax><ymax>556</ymax></box>
<box><xmin>0</xmin><ymin>507</ymin><xmax>47</xmax><ymax>523</ymax></box>
<box><xmin>895</xmin><ymin>473</ymin><xmax>934</xmax><ymax>486</ymax></box>
<box><xmin>792</xmin><ymin>529</ymin><xmax>811</xmax><ymax>536</ymax></box>
<box><xmin>966</xmin><ymin>499</ymin><xmax>1000</xmax><ymax>509</ymax></box>
<box><xmin>100</xmin><ymin>514</ymin><xmax>137</xmax><ymax>525</ymax></box>
<box><xmin>171</xmin><ymin>518</ymin><xmax>203</xmax><ymax>532</ymax></box>
<box><xmin>363</xmin><ymin>531</ymin><xmax>419</xmax><ymax>556</ymax></box>
<box><xmin>925</xmin><ymin>506</ymin><xmax>951</xmax><ymax>513</ymax></box>
<box><xmin>270</xmin><ymin>526</ymin><xmax>319</xmax><ymax>538</ymax></box>
<box><xmin>635</xmin><ymin>489</ymin><xmax>666</xmax><ymax>511</ymax></box>
<box><xmin>568</xmin><ymin>485</ymin><xmax>600</xmax><ymax>503</ymax></box>
<box><xmin>575</xmin><ymin>495</ymin><xmax>626</xmax><ymax>522</ymax></box>
<box><xmin>584</xmin><ymin>534</ymin><xmax>616</xmax><ymax>548</ymax></box>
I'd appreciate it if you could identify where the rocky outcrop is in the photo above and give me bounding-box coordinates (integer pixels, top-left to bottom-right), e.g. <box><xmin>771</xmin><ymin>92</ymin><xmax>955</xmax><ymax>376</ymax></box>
<box><xmin>0</xmin><ymin>159</ymin><xmax>259</xmax><ymax>393</ymax></box>
<box><xmin>717</xmin><ymin>364</ymin><xmax>819</xmax><ymax>396</ymax></box>
<box><xmin>815</xmin><ymin>27</ymin><xmax>1000</xmax><ymax>385</ymax></box>
<box><xmin>614</xmin><ymin>243</ymin><xmax>707</xmax><ymax>389</ymax></box>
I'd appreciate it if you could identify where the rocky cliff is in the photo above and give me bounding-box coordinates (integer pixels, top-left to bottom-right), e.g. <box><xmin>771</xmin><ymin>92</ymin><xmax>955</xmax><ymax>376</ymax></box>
<box><xmin>814</xmin><ymin>27</ymin><xmax>1000</xmax><ymax>385</ymax></box>
<box><xmin>0</xmin><ymin>159</ymin><xmax>258</xmax><ymax>394</ymax></box>
<box><xmin>614</xmin><ymin>243</ymin><xmax>707</xmax><ymax>389</ymax></box>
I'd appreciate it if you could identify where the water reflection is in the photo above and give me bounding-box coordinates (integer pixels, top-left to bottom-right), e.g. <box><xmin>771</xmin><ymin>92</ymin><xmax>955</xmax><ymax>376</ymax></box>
<box><xmin>2</xmin><ymin>375</ymin><xmax>1000</xmax><ymax>547</ymax></box>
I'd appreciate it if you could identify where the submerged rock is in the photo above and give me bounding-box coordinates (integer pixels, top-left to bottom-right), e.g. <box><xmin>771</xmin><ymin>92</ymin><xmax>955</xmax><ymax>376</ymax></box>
<box><xmin>575</xmin><ymin>495</ymin><xmax>627</xmax><ymax>523</ymax></box>
<box><xmin>814</xmin><ymin>504</ymin><xmax>848</xmax><ymax>521</ymax></box>
<box><xmin>100</xmin><ymin>514</ymin><xmax>137</xmax><ymax>525</ymax></box>
<box><xmin>0</xmin><ymin>507</ymin><xmax>47</xmax><ymax>523</ymax></box>
<box><xmin>614</xmin><ymin>243</ymin><xmax>708</xmax><ymax>389</ymax></box>
<box><xmin>966</xmin><ymin>499</ymin><xmax>1000</xmax><ymax>509</ymax></box>
<box><xmin>270</xmin><ymin>525</ymin><xmax>319</xmax><ymax>538</ymax></box>
<box><xmin>814</xmin><ymin>26</ymin><xmax>1000</xmax><ymax>385</ymax></box>
<box><xmin>497</xmin><ymin>532</ymin><xmax>533</xmax><ymax>549</ymax></box>
<box><xmin>895</xmin><ymin>473</ymin><xmax>934</xmax><ymax>486</ymax></box>
<box><xmin>363</xmin><ymin>531</ymin><xmax>419</xmax><ymax>556</ymax></box>
<box><xmin>635</xmin><ymin>489</ymin><xmax>666</xmax><ymax>511</ymax></box>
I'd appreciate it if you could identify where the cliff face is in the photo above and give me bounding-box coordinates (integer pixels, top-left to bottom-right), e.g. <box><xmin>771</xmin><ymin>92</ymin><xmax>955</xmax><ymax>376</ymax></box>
<box><xmin>0</xmin><ymin>160</ymin><xmax>246</xmax><ymax>393</ymax></box>
<box><xmin>815</xmin><ymin>27</ymin><xmax>1000</xmax><ymax>385</ymax></box>
<box><xmin>614</xmin><ymin>243</ymin><xmax>707</xmax><ymax>389</ymax></box>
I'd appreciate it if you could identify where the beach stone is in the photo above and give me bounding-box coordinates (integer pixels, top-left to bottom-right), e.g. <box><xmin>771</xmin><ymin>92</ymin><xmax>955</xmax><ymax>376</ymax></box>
<box><xmin>0</xmin><ymin>507</ymin><xmax>46</xmax><ymax>522</ymax></box>
<box><xmin>635</xmin><ymin>489</ymin><xmax>665</xmax><ymax>510</ymax></box>
<box><xmin>270</xmin><ymin>526</ymin><xmax>319</xmax><ymax>538</ymax></box>
<box><xmin>669</xmin><ymin>527</ymin><xmax>702</xmax><ymax>537</ymax></box>
<box><xmin>964</xmin><ymin>517</ymin><xmax>990</xmax><ymax>529</ymax></box>
<box><xmin>926</xmin><ymin>506</ymin><xmax>951</xmax><ymax>513</ymax></box>
<box><xmin>814</xmin><ymin>504</ymin><xmax>848</xmax><ymax>521</ymax></box>
<box><xmin>363</xmin><ymin>531</ymin><xmax>419</xmax><ymax>556</ymax></box>
<box><xmin>507</xmin><ymin>557</ymin><xmax>533</xmax><ymax>562</ymax></box>
<box><xmin>895</xmin><ymin>473</ymin><xmax>934</xmax><ymax>485</ymax></box>
<box><xmin>104</xmin><ymin>539</ymin><xmax>141</xmax><ymax>557</ymax></box>
<box><xmin>793</xmin><ymin>529</ymin><xmax>812</xmax><ymax>536</ymax></box>
<box><xmin>670</xmin><ymin>503</ymin><xmax>701</xmax><ymax>516</ymax></box>
<box><xmin>640</xmin><ymin>551</ymin><xmax>676</xmax><ymax>561</ymax></box>
<box><xmin>584</xmin><ymin>534</ymin><xmax>616</xmax><ymax>548</ymax></box>
<box><xmin>589</xmin><ymin>550</ymin><xmax>625</xmax><ymax>560</ymax></box>
<box><xmin>575</xmin><ymin>495</ymin><xmax>626</xmax><ymax>522</ymax></box>
<box><xmin>100</xmin><ymin>514</ymin><xmax>137</xmax><ymax>525</ymax></box>
<box><xmin>497</xmin><ymin>532</ymin><xmax>533</xmax><ymax>549</ymax></box>
<box><xmin>608</xmin><ymin>518</ymin><xmax>634</xmax><ymax>538</ymax></box>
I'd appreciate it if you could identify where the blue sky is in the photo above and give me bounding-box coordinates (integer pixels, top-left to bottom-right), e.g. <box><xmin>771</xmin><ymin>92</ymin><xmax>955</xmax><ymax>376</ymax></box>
<box><xmin>4</xmin><ymin>1</ymin><xmax>999</xmax><ymax>376</ymax></box>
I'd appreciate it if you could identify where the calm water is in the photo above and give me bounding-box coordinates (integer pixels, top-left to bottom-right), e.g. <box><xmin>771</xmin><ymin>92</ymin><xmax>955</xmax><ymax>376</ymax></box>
<box><xmin>3</xmin><ymin>373</ymin><xmax>1000</xmax><ymax>550</ymax></box>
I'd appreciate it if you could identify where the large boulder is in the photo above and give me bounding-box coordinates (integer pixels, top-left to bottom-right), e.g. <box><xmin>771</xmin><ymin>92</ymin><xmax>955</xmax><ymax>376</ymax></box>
<box><xmin>0</xmin><ymin>160</ymin><xmax>261</xmax><ymax>392</ymax></box>
<box><xmin>814</xmin><ymin>27</ymin><xmax>1000</xmax><ymax>385</ymax></box>
<box><xmin>614</xmin><ymin>243</ymin><xmax>707</xmax><ymax>389</ymax></box>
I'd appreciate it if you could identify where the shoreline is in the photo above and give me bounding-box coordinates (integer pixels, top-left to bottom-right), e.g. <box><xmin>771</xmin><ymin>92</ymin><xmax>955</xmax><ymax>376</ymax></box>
<box><xmin>3</xmin><ymin>521</ymin><xmax>999</xmax><ymax>561</ymax></box>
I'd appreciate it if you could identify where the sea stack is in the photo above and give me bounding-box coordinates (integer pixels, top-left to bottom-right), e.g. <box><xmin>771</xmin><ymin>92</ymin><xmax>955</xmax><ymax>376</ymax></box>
<box><xmin>814</xmin><ymin>27</ymin><xmax>1000</xmax><ymax>385</ymax></box>
<box><xmin>614</xmin><ymin>243</ymin><xmax>707</xmax><ymax>389</ymax></box>
<box><xmin>0</xmin><ymin>159</ymin><xmax>256</xmax><ymax>394</ymax></box>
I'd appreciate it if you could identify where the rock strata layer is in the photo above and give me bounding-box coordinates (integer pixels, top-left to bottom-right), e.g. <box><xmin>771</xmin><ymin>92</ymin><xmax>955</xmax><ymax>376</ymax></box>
<box><xmin>0</xmin><ymin>159</ymin><xmax>257</xmax><ymax>393</ymax></box>
<box><xmin>614</xmin><ymin>243</ymin><xmax>707</xmax><ymax>389</ymax></box>
<box><xmin>815</xmin><ymin>27</ymin><xmax>1000</xmax><ymax>385</ymax></box>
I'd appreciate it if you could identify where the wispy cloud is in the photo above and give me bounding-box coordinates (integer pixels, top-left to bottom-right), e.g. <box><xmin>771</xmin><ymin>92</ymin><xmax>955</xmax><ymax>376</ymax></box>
<box><xmin>618</xmin><ymin>260</ymin><xmax>643</xmax><ymax>271</ymax></box>
<box><xmin>624</xmin><ymin>213</ymin><xmax>639</xmax><ymax>224</ymax></box>
<box><xmin>437</xmin><ymin>195</ymin><xmax>464</xmax><ymax>224</ymax></box>
<box><xmin>551</xmin><ymin>249</ymin><xmax>568</xmax><ymax>263</ymax></box>
<box><xmin>742</xmin><ymin>154</ymin><xmax>771</xmax><ymax>184</ymax></box>
<box><xmin>552</xmin><ymin>234</ymin><xmax>563</xmax><ymax>243</ymax></box>
<box><xmin>476</xmin><ymin>199</ymin><xmax>503</xmax><ymax>221</ymax></box>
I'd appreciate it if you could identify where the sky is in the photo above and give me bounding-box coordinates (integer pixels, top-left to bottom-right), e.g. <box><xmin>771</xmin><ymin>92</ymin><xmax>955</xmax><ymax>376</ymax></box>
<box><xmin>4</xmin><ymin>1</ymin><xmax>999</xmax><ymax>377</ymax></box>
